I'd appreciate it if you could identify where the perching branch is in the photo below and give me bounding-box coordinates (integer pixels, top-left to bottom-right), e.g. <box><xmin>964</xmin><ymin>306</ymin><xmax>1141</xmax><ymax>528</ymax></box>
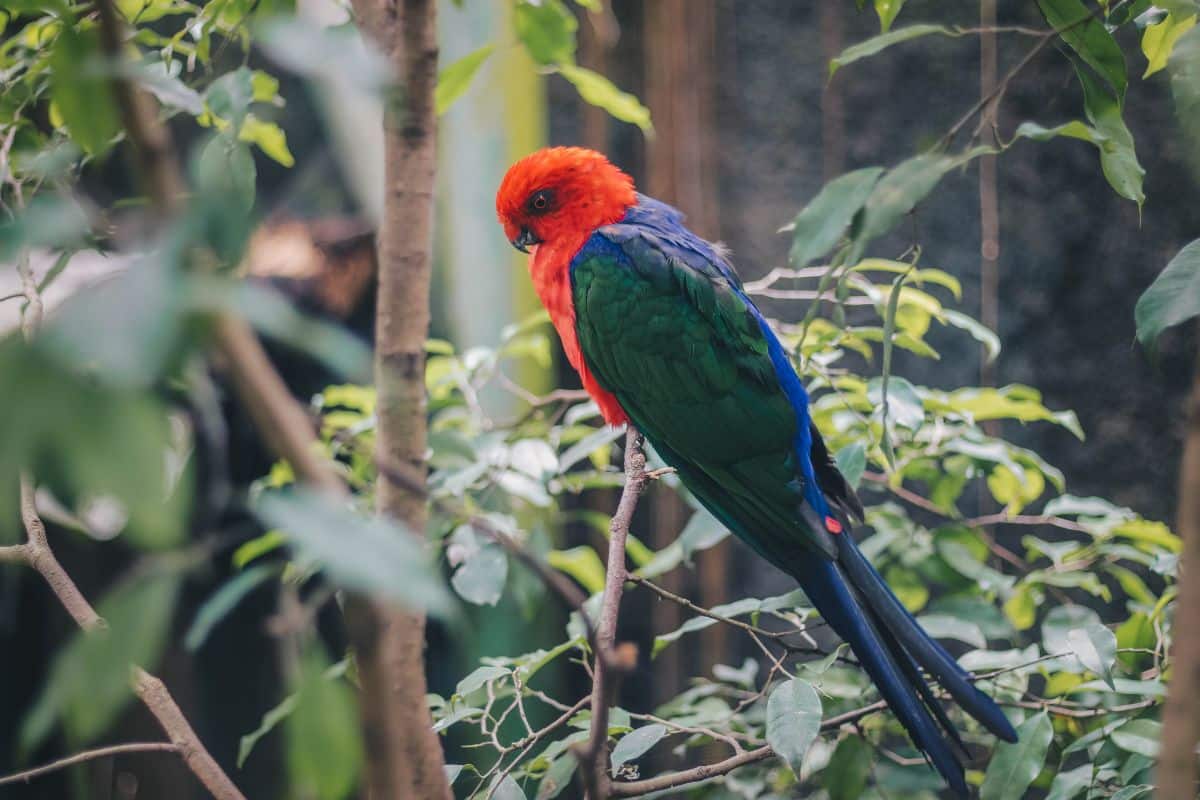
<box><xmin>575</xmin><ymin>429</ymin><xmax>648</xmax><ymax>799</ymax></box>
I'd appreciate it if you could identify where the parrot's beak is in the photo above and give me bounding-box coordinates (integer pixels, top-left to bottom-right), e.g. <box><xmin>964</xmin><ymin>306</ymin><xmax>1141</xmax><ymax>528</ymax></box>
<box><xmin>511</xmin><ymin>228</ymin><xmax>542</xmax><ymax>254</ymax></box>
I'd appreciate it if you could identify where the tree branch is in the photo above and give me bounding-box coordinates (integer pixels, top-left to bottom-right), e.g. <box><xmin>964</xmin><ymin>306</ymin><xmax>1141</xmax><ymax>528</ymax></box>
<box><xmin>1159</xmin><ymin>343</ymin><xmax>1200</xmax><ymax>799</ymax></box>
<box><xmin>0</xmin><ymin>742</ymin><xmax>179</xmax><ymax>788</ymax></box>
<box><xmin>576</xmin><ymin>429</ymin><xmax>647</xmax><ymax>799</ymax></box>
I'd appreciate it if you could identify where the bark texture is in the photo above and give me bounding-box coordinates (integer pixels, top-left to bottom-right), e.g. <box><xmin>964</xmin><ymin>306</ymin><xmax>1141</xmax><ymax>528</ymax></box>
<box><xmin>345</xmin><ymin>0</ymin><xmax>451</xmax><ymax>797</ymax></box>
<box><xmin>1158</xmin><ymin>348</ymin><xmax>1200</xmax><ymax>799</ymax></box>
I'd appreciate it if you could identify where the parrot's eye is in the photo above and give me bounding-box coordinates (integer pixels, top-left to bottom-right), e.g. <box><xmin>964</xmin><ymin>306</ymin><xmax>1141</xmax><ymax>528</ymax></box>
<box><xmin>528</xmin><ymin>189</ymin><xmax>554</xmax><ymax>214</ymax></box>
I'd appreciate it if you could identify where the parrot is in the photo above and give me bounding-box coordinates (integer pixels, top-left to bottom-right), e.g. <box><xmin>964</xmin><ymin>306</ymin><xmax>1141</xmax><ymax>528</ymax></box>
<box><xmin>495</xmin><ymin>146</ymin><xmax>1017</xmax><ymax>795</ymax></box>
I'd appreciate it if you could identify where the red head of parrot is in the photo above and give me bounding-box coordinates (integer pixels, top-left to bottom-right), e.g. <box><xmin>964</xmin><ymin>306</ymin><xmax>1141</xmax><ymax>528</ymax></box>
<box><xmin>496</xmin><ymin>147</ymin><xmax>637</xmax><ymax>425</ymax></box>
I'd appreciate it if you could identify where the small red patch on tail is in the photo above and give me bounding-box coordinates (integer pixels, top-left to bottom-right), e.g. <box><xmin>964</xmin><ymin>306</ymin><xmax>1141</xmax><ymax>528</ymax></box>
<box><xmin>825</xmin><ymin>516</ymin><xmax>843</xmax><ymax>534</ymax></box>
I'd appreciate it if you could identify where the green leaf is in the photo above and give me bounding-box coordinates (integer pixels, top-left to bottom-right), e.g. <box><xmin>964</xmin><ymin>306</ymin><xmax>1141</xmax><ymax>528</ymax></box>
<box><xmin>916</xmin><ymin>613</ymin><xmax>986</xmax><ymax>649</ymax></box>
<box><xmin>1037</xmin><ymin>0</ymin><xmax>1128</xmax><ymax>99</ymax></box>
<box><xmin>558</xmin><ymin>426</ymin><xmax>624</xmax><ymax>472</ymax></box>
<box><xmin>1013</xmin><ymin>119</ymin><xmax>1101</xmax><ymax>144</ymax></box>
<box><xmin>1110</xmin><ymin>719</ymin><xmax>1162</xmax><ymax>757</ymax></box>
<box><xmin>557</xmin><ymin>64</ymin><xmax>652</xmax><ymax>133</ymax></box>
<box><xmin>1110</xmin><ymin>787</ymin><xmax>1154</xmax><ymax>800</ymax></box>
<box><xmin>515</xmin><ymin>0</ymin><xmax>577</xmax><ymax>65</ymax></box>
<box><xmin>206</xmin><ymin>67</ymin><xmax>255</xmax><ymax>130</ymax></box>
<box><xmin>255</xmin><ymin>489</ymin><xmax>454</xmax><ymax>616</ymax></box>
<box><xmin>0</xmin><ymin>339</ymin><xmax>187</xmax><ymax>550</ymax></box>
<box><xmin>436</xmin><ymin>44</ymin><xmax>494</xmax><ymax>115</ymax></box>
<box><xmin>829</xmin><ymin>25</ymin><xmax>955</xmax><ymax>76</ymax></box>
<box><xmin>536</xmin><ymin>755</ymin><xmax>577</xmax><ymax>799</ymax></box>
<box><xmin>489</xmin><ymin>775</ymin><xmax>528</xmax><ymax>800</ymax></box>
<box><xmin>21</xmin><ymin>569</ymin><xmax>182</xmax><ymax>753</ymax></box>
<box><xmin>194</xmin><ymin>132</ymin><xmax>257</xmax><ymax>212</ymax></box>
<box><xmin>874</xmin><ymin>0</ymin><xmax>905</xmax><ymax>31</ymax></box>
<box><xmin>42</xmin><ymin>257</ymin><xmax>183</xmax><ymax>389</ymax></box>
<box><xmin>451</xmin><ymin>543</ymin><xmax>508</xmax><ymax>606</ymax></box>
<box><xmin>1042</xmin><ymin>605</ymin><xmax>1102</xmax><ymax>671</ymax></box>
<box><xmin>50</xmin><ymin>26</ymin><xmax>119</xmax><ymax>155</ymax></box>
<box><xmin>884</xmin><ymin>565</ymin><xmax>928</xmax><ymax>612</ymax></box>
<box><xmin>854</xmin><ymin>148</ymin><xmax>990</xmax><ymax>254</ymax></box>
<box><xmin>766</xmin><ymin>678</ymin><xmax>823</xmax><ymax>776</ymax></box>
<box><xmin>929</xmin><ymin>385</ymin><xmax>1083</xmax><ymax>439</ymax></box>
<box><xmin>1045</xmin><ymin>762</ymin><xmax>1093</xmax><ymax>800</ymax></box>
<box><xmin>1170</xmin><ymin>26</ymin><xmax>1200</xmax><ymax>172</ymax></box>
<box><xmin>822</xmin><ymin>734</ymin><xmax>872</xmax><ymax>800</ymax></box>
<box><xmin>286</xmin><ymin>644</ymin><xmax>364</xmax><ymax>800</ymax></box>
<box><xmin>786</xmin><ymin>167</ymin><xmax>884</xmax><ymax>266</ymax></box>
<box><xmin>135</xmin><ymin>60</ymin><xmax>204</xmax><ymax>115</ymax></box>
<box><xmin>1004</xmin><ymin>583</ymin><xmax>1039</xmax><ymax>631</ymax></box>
<box><xmin>455</xmin><ymin>665</ymin><xmax>508</xmax><ymax>698</ymax></box>
<box><xmin>834</xmin><ymin>442</ymin><xmax>866</xmax><ymax>489</ymax></box>
<box><xmin>610</xmin><ymin>724</ymin><xmax>667</xmax><ymax>775</ymax></box>
<box><xmin>251</xmin><ymin>70</ymin><xmax>281</xmax><ymax>103</ymax></box>
<box><xmin>987</xmin><ymin>464</ymin><xmax>1045</xmax><ymax>514</ymax></box>
<box><xmin>547</xmin><ymin>546</ymin><xmax>606</xmax><ymax>594</ymax></box>
<box><xmin>233</xmin><ymin>529</ymin><xmax>287</xmax><ymax>568</ymax></box>
<box><xmin>1113</xmin><ymin>518</ymin><xmax>1182</xmax><ymax>552</ymax></box>
<box><xmin>239</xmin><ymin>115</ymin><xmax>295</xmax><ymax>167</ymax></box>
<box><xmin>979</xmin><ymin>712</ymin><xmax>1053</xmax><ymax>800</ymax></box>
<box><xmin>867</xmin><ymin>375</ymin><xmax>923</xmax><ymax>429</ymax></box>
<box><xmin>1073</xmin><ymin>60</ymin><xmax>1144</xmax><ymax>206</ymax></box>
<box><xmin>1142</xmin><ymin>12</ymin><xmax>1197</xmax><ymax>76</ymax></box>
<box><xmin>239</xmin><ymin>693</ymin><xmax>297</xmax><ymax>767</ymax></box>
<box><xmin>942</xmin><ymin>309</ymin><xmax>1001</xmax><ymax>362</ymax></box>
<box><xmin>1136</xmin><ymin>238</ymin><xmax>1200</xmax><ymax>347</ymax></box>
<box><xmin>185</xmin><ymin>564</ymin><xmax>278</xmax><ymax>651</ymax></box>
<box><xmin>1067</xmin><ymin>621</ymin><xmax>1117</xmax><ymax>689</ymax></box>
<box><xmin>679</xmin><ymin>506</ymin><xmax>730</xmax><ymax>564</ymax></box>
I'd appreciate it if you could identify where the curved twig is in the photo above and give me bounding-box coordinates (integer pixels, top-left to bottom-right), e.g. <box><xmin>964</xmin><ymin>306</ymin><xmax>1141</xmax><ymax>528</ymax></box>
<box><xmin>0</xmin><ymin>742</ymin><xmax>179</xmax><ymax>787</ymax></box>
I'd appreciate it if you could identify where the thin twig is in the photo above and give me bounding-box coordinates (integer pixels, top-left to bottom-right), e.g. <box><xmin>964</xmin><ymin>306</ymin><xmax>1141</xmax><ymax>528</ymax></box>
<box><xmin>0</xmin><ymin>742</ymin><xmax>179</xmax><ymax>787</ymax></box>
<box><xmin>861</xmin><ymin>471</ymin><xmax>1092</xmax><ymax>534</ymax></box>
<box><xmin>940</xmin><ymin>0</ymin><xmax>1128</xmax><ymax>147</ymax></box>
<box><xmin>575</xmin><ymin>429</ymin><xmax>647</xmax><ymax>799</ymax></box>
<box><xmin>628</xmin><ymin>574</ymin><xmax>830</xmax><ymax>657</ymax></box>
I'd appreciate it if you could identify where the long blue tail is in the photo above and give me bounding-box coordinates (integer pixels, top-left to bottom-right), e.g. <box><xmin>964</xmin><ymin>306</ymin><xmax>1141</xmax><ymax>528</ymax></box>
<box><xmin>788</xmin><ymin>529</ymin><xmax>1017</xmax><ymax>797</ymax></box>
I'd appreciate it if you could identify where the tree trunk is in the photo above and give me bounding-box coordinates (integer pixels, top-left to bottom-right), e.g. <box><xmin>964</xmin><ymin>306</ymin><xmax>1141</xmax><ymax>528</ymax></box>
<box><xmin>1158</xmin><ymin>346</ymin><xmax>1200</xmax><ymax>799</ymax></box>
<box><xmin>345</xmin><ymin>1</ymin><xmax>451</xmax><ymax>798</ymax></box>
<box><xmin>642</xmin><ymin>0</ymin><xmax>726</xmax><ymax>687</ymax></box>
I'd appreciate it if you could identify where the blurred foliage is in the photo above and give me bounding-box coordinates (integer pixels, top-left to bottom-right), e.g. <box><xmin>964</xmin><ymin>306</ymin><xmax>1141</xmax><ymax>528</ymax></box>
<box><xmin>1</xmin><ymin>0</ymin><xmax>1198</xmax><ymax>798</ymax></box>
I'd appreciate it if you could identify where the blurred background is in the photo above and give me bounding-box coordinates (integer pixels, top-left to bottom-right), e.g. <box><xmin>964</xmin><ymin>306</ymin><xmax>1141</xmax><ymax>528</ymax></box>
<box><xmin>1</xmin><ymin>1</ymin><xmax>1195</xmax><ymax>797</ymax></box>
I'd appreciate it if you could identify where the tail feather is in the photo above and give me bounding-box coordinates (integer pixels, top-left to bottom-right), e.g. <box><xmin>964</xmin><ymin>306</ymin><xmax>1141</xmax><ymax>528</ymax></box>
<box><xmin>874</xmin><ymin>616</ymin><xmax>968</xmax><ymax>755</ymax></box>
<box><xmin>790</xmin><ymin>557</ymin><xmax>968</xmax><ymax>796</ymax></box>
<box><xmin>833</xmin><ymin>531</ymin><xmax>1018</xmax><ymax>743</ymax></box>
